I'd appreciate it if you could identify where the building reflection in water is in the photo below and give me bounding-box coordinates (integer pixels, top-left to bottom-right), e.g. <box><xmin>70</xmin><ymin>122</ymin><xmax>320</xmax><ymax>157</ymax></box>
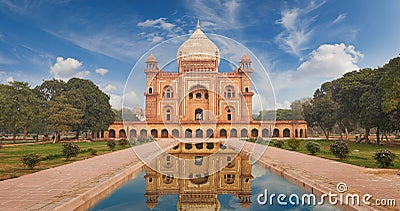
<box><xmin>144</xmin><ymin>141</ymin><xmax>253</xmax><ymax>210</ymax></box>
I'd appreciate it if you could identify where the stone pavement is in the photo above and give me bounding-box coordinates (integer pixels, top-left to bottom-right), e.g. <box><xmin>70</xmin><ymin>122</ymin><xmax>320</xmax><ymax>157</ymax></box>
<box><xmin>233</xmin><ymin>141</ymin><xmax>400</xmax><ymax>210</ymax></box>
<box><xmin>0</xmin><ymin>140</ymin><xmax>176</xmax><ymax>211</ymax></box>
<box><xmin>1</xmin><ymin>140</ymin><xmax>399</xmax><ymax>210</ymax></box>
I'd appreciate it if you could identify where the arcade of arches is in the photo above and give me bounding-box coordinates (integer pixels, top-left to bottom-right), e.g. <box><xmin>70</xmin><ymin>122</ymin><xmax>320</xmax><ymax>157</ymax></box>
<box><xmin>104</xmin><ymin>120</ymin><xmax>307</xmax><ymax>139</ymax></box>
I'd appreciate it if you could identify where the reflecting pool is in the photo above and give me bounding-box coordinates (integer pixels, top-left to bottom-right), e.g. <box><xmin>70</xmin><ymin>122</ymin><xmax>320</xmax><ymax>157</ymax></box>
<box><xmin>90</xmin><ymin>142</ymin><xmax>340</xmax><ymax>210</ymax></box>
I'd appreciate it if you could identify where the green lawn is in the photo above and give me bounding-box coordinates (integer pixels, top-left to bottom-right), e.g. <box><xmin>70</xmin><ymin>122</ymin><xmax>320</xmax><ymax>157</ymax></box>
<box><xmin>0</xmin><ymin>141</ymin><xmax>130</xmax><ymax>181</ymax></box>
<box><xmin>266</xmin><ymin>139</ymin><xmax>400</xmax><ymax>169</ymax></box>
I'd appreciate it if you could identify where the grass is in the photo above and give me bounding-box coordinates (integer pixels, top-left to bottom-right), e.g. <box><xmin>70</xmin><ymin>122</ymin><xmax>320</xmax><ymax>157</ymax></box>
<box><xmin>0</xmin><ymin>141</ymin><xmax>130</xmax><ymax>181</ymax></box>
<box><xmin>266</xmin><ymin>139</ymin><xmax>400</xmax><ymax>169</ymax></box>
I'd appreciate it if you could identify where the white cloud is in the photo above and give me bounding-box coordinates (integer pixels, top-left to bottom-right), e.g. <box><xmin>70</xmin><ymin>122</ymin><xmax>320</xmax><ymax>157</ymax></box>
<box><xmin>149</xmin><ymin>36</ymin><xmax>164</xmax><ymax>43</ymax></box>
<box><xmin>95</xmin><ymin>68</ymin><xmax>109</xmax><ymax>75</ymax></box>
<box><xmin>332</xmin><ymin>13</ymin><xmax>347</xmax><ymax>24</ymax></box>
<box><xmin>275</xmin><ymin>1</ymin><xmax>325</xmax><ymax>57</ymax></box>
<box><xmin>137</xmin><ymin>18</ymin><xmax>176</xmax><ymax>31</ymax></box>
<box><xmin>122</xmin><ymin>91</ymin><xmax>142</xmax><ymax>108</ymax></box>
<box><xmin>109</xmin><ymin>94</ymin><xmax>122</xmax><ymax>109</ymax></box>
<box><xmin>276</xmin><ymin>100</ymin><xmax>291</xmax><ymax>109</ymax></box>
<box><xmin>103</xmin><ymin>84</ymin><xmax>117</xmax><ymax>93</ymax></box>
<box><xmin>267</xmin><ymin>43</ymin><xmax>363</xmax><ymax>110</ymax></box>
<box><xmin>75</xmin><ymin>70</ymin><xmax>90</xmax><ymax>78</ymax></box>
<box><xmin>297</xmin><ymin>43</ymin><xmax>363</xmax><ymax>78</ymax></box>
<box><xmin>109</xmin><ymin>91</ymin><xmax>142</xmax><ymax>110</ymax></box>
<box><xmin>6</xmin><ymin>76</ymin><xmax>14</xmax><ymax>83</ymax></box>
<box><xmin>50</xmin><ymin>57</ymin><xmax>90</xmax><ymax>80</ymax></box>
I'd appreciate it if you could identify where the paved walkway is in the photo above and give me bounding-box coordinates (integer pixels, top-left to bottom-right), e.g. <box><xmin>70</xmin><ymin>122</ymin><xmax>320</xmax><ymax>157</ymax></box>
<box><xmin>235</xmin><ymin>141</ymin><xmax>400</xmax><ymax>210</ymax></box>
<box><xmin>0</xmin><ymin>140</ymin><xmax>399</xmax><ymax>210</ymax></box>
<box><xmin>0</xmin><ymin>140</ymin><xmax>175</xmax><ymax>210</ymax></box>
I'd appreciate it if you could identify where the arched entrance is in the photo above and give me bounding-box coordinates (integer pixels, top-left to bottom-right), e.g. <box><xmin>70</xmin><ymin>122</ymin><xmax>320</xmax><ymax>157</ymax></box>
<box><xmin>195</xmin><ymin>108</ymin><xmax>203</xmax><ymax>120</ymax></box>
<box><xmin>300</xmin><ymin>129</ymin><xmax>303</xmax><ymax>138</ymax></box>
<box><xmin>185</xmin><ymin>129</ymin><xmax>192</xmax><ymax>138</ymax></box>
<box><xmin>172</xmin><ymin>129</ymin><xmax>179</xmax><ymax>138</ymax></box>
<box><xmin>109</xmin><ymin>129</ymin><xmax>115</xmax><ymax>138</ymax></box>
<box><xmin>119</xmin><ymin>129</ymin><xmax>126</xmax><ymax>138</ymax></box>
<box><xmin>130</xmin><ymin>129</ymin><xmax>137</xmax><ymax>138</ymax></box>
<box><xmin>220</xmin><ymin>129</ymin><xmax>227</xmax><ymax>138</ymax></box>
<box><xmin>230</xmin><ymin>129</ymin><xmax>237</xmax><ymax>137</ymax></box>
<box><xmin>241</xmin><ymin>129</ymin><xmax>248</xmax><ymax>138</ymax></box>
<box><xmin>262</xmin><ymin>129</ymin><xmax>269</xmax><ymax>137</ymax></box>
<box><xmin>283</xmin><ymin>128</ymin><xmax>290</xmax><ymax>137</ymax></box>
<box><xmin>161</xmin><ymin>129</ymin><xmax>168</xmax><ymax>138</ymax></box>
<box><xmin>140</xmin><ymin>129</ymin><xmax>147</xmax><ymax>137</ymax></box>
<box><xmin>295</xmin><ymin>129</ymin><xmax>298</xmax><ymax>138</ymax></box>
<box><xmin>195</xmin><ymin>129</ymin><xmax>203</xmax><ymax>138</ymax></box>
<box><xmin>206</xmin><ymin>129</ymin><xmax>214</xmax><ymax>138</ymax></box>
<box><xmin>273</xmin><ymin>129</ymin><xmax>279</xmax><ymax>137</ymax></box>
<box><xmin>251</xmin><ymin>128</ymin><xmax>258</xmax><ymax>137</ymax></box>
<box><xmin>151</xmin><ymin>129</ymin><xmax>158</xmax><ymax>138</ymax></box>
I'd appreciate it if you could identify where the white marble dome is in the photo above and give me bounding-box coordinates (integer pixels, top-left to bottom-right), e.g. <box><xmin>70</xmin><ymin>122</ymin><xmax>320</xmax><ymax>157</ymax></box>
<box><xmin>177</xmin><ymin>21</ymin><xmax>220</xmax><ymax>63</ymax></box>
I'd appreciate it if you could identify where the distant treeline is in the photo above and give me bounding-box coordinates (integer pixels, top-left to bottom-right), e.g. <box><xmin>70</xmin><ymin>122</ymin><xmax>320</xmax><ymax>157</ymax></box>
<box><xmin>0</xmin><ymin>78</ymin><xmax>114</xmax><ymax>143</ymax></box>
<box><xmin>302</xmin><ymin>57</ymin><xmax>400</xmax><ymax>143</ymax></box>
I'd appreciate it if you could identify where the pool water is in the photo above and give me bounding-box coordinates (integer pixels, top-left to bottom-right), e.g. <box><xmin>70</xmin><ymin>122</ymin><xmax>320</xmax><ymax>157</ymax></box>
<box><xmin>90</xmin><ymin>164</ymin><xmax>340</xmax><ymax>211</ymax></box>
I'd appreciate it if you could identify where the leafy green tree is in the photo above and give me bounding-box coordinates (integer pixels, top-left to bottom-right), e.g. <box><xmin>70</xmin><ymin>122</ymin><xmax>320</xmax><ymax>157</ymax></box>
<box><xmin>46</xmin><ymin>95</ymin><xmax>83</xmax><ymax>143</ymax></box>
<box><xmin>0</xmin><ymin>82</ymin><xmax>40</xmax><ymax>143</ymax></box>
<box><xmin>303</xmin><ymin>82</ymin><xmax>339</xmax><ymax>140</ymax></box>
<box><xmin>65</xmin><ymin>78</ymin><xmax>114</xmax><ymax>139</ymax></box>
<box><xmin>290</xmin><ymin>98</ymin><xmax>311</xmax><ymax>120</ymax></box>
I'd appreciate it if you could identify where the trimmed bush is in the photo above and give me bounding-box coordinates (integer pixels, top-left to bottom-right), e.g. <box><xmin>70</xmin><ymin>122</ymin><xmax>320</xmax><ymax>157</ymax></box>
<box><xmin>62</xmin><ymin>143</ymin><xmax>81</xmax><ymax>160</ymax></box>
<box><xmin>21</xmin><ymin>152</ymin><xmax>41</xmax><ymax>169</ymax></box>
<box><xmin>129</xmin><ymin>138</ymin><xmax>136</xmax><ymax>146</ymax></box>
<box><xmin>246</xmin><ymin>137</ymin><xmax>256</xmax><ymax>143</ymax></box>
<box><xmin>118</xmin><ymin>139</ymin><xmax>128</xmax><ymax>147</ymax></box>
<box><xmin>42</xmin><ymin>153</ymin><xmax>63</xmax><ymax>160</ymax></box>
<box><xmin>305</xmin><ymin>141</ymin><xmax>321</xmax><ymax>155</ymax></box>
<box><xmin>107</xmin><ymin>140</ymin><xmax>116</xmax><ymax>151</ymax></box>
<box><xmin>88</xmin><ymin>147</ymin><xmax>97</xmax><ymax>155</ymax></box>
<box><xmin>256</xmin><ymin>137</ymin><xmax>264</xmax><ymax>143</ymax></box>
<box><xmin>373</xmin><ymin>149</ymin><xmax>397</xmax><ymax>168</ymax></box>
<box><xmin>273</xmin><ymin>140</ymin><xmax>284</xmax><ymax>148</ymax></box>
<box><xmin>330</xmin><ymin>141</ymin><xmax>350</xmax><ymax>160</ymax></box>
<box><xmin>288</xmin><ymin>139</ymin><xmax>301</xmax><ymax>151</ymax></box>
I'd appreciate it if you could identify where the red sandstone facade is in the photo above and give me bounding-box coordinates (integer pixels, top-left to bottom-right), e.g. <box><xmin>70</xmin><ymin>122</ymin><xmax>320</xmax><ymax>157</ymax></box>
<box><xmin>105</xmin><ymin>23</ymin><xmax>307</xmax><ymax>140</ymax></box>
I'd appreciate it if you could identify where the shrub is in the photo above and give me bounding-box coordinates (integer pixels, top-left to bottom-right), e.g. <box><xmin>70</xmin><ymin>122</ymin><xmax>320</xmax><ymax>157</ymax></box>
<box><xmin>246</xmin><ymin>137</ymin><xmax>256</xmax><ymax>143</ymax></box>
<box><xmin>42</xmin><ymin>153</ymin><xmax>63</xmax><ymax>160</ymax></box>
<box><xmin>273</xmin><ymin>140</ymin><xmax>284</xmax><ymax>148</ymax></box>
<box><xmin>21</xmin><ymin>152</ymin><xmax>41</xmax><ymax>169</ymax></box>
<box><xmin>373</xmin><ymin>149</ymin><xmax>397</xmax><ymax>168</ymax></box>
<box><xmin>256</xmin><ymin>137</ymin><xmax>264</xmax><ymax>143</ymax></box>
<box><xmin>107</xmin><ymin>140</ymin><xmax>116</xmax><ymax>151</ymax></box>
<box><xmin>288</xmin><ymin>139</ymin><xmax>301</xmax><ymax>151</ymax></box>
<box><xmin>330</xmin><ymin>141</ymin><xmax>350</xmax><ymax>160</ymax></box>
<box><xmin>88</xmin><ymin>147</ymin><xmax>97</xmax><ymax>155</ymax></box>
<box><xmin>129</xmin><ymin>138</ymin><xmax>136</xmax><ymax>146</ymax></box>
<box><xmin>305</xmin><ymin>141</ymin><xmax>320</xmax><ymax>155</ymax></box>
<box><xmin>118</xmin><ymin>139</ymin><xmax>128</xmax><ymax>147</ymax></box>
<box><xmin>62</xmin><ymin>143</ymin><xmax>81</xmax><ymax>160</ymax></box>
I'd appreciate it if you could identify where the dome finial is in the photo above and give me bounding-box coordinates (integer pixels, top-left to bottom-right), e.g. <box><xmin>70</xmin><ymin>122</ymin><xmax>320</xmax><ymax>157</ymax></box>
<box><xmin>196</xmin><ymin>19</ymin><xmax>200</xmax><ymax>29</ymax></box>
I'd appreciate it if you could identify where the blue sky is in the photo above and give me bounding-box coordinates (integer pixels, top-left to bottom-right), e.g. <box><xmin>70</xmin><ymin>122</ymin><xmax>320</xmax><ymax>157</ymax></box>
<box><xmin>0</xmin><ymin>0</ymin><xmax>399</xmax><ymax>110</ymax></box>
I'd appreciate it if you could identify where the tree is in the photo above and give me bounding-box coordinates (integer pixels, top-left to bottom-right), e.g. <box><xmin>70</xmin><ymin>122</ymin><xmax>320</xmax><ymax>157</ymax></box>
<box><xmin>380</xmin><ymin>57</ymin><xmax>400</xmax><ymax>138</ymax></box>
<box><xmin>303</xmin><ymin>82</ymin><xmax>339</xmax><ymax>140</ymax></box>
<box><xmin>65</xmin><ymin>78</ymin><xmax>114</xmax><ymax>139</ymax></box>
<box><xmin>46</xmin><ymin>95</ymin><xmax>83</xmax><ymax>143</ymax></box>
<box><xmin>290</xmin><ymin>98</ymin><xmax>311</xmax><ymax>120</ymax></box>
<box><xmin>0</xmin><ymin>82</ymin><xmax>40</xmax><ymax>143</ymax></box>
